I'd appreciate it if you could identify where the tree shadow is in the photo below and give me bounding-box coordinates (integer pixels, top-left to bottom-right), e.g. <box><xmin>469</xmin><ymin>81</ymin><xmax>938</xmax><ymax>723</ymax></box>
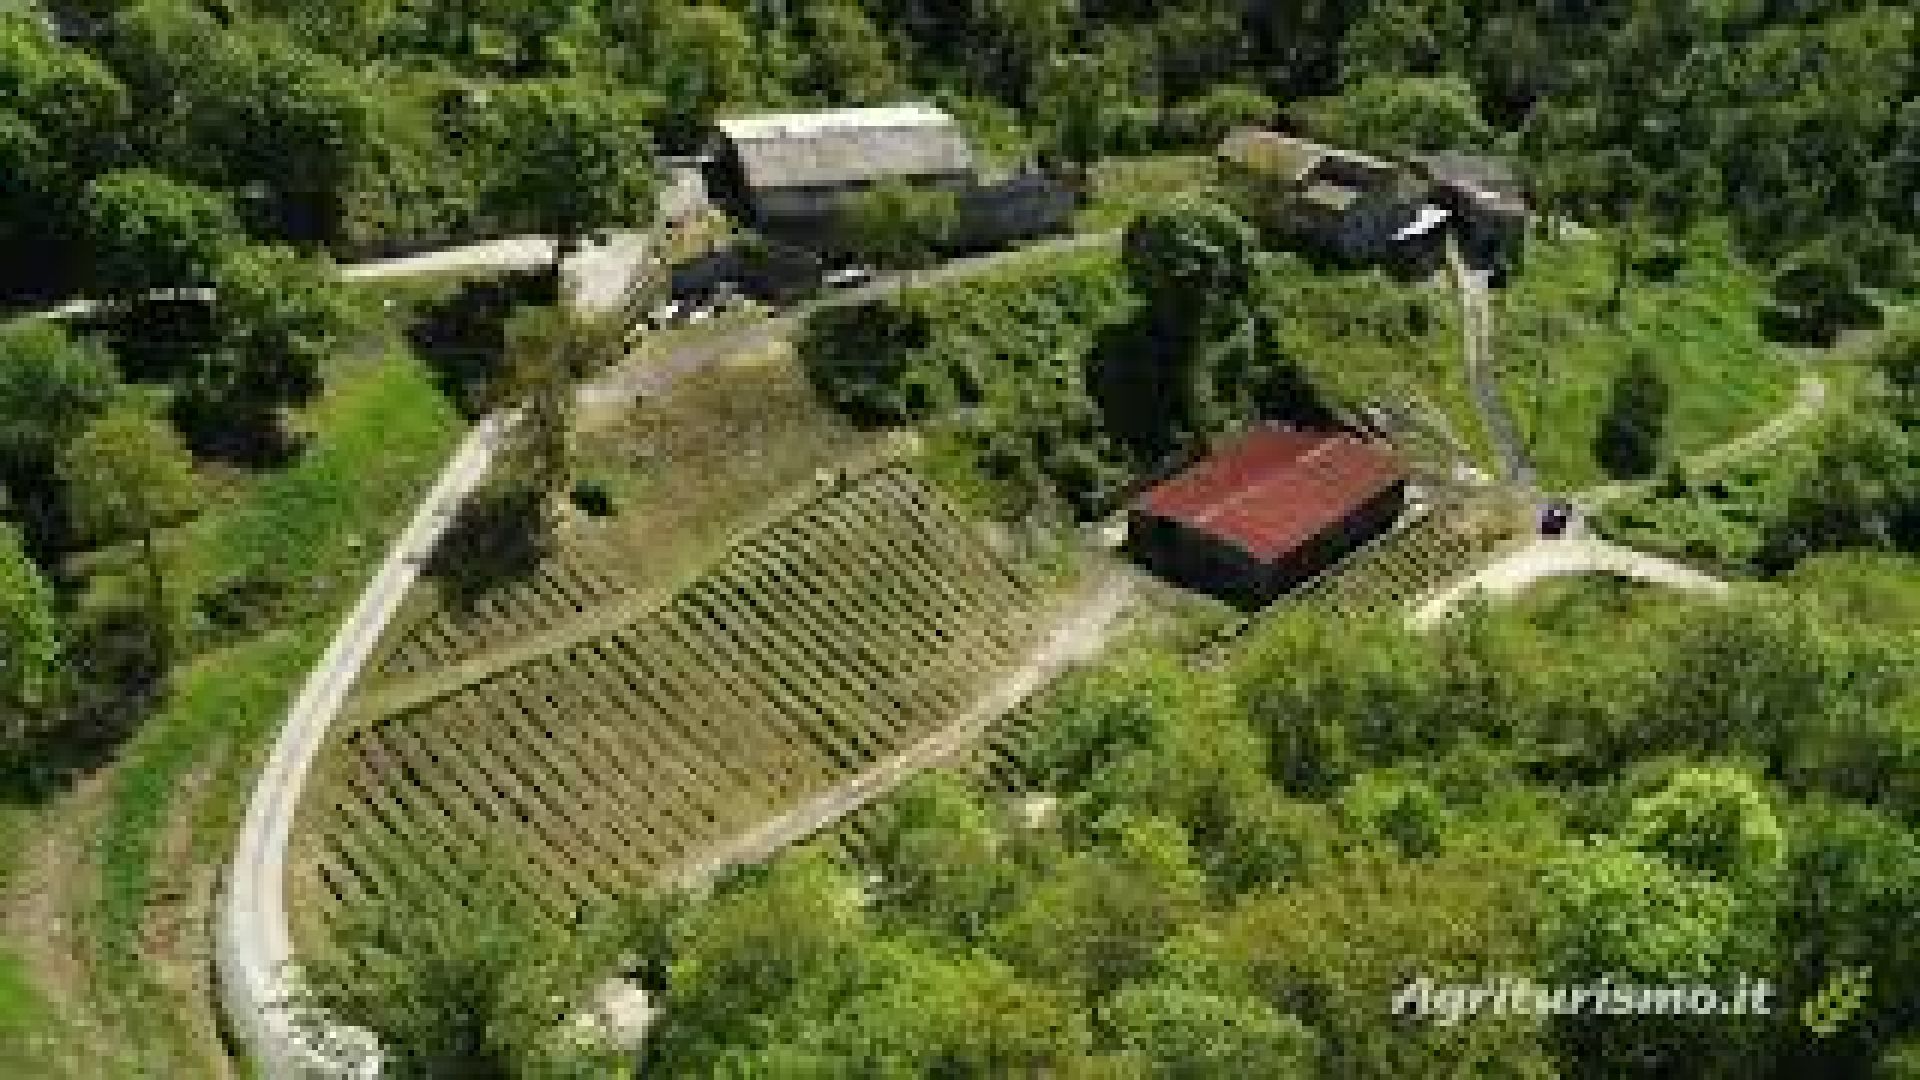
<box><xmin>0</xmin><ymin>601</ymin><xmax>166</xmax><ymax>805</ymax></box>
<box><xmin>424</xmin><ymin>488</ymin><xmax>555</xmax><ymax>612</ymax></box>
<box><xmin>406</xmin><ymin>270</ymin><xmax>553</xmax><ymax>419</ymax></box>
<box><xmin>76</xmin><ymin>296</ymin><xmax>219</xmax><ymax>384</ymax></box>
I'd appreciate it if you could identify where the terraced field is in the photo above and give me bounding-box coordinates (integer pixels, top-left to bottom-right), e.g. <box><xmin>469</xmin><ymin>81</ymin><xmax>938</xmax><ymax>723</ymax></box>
<box><xmin>296</xmin><ymin>466</ymin><xmax>1045</xmax><ymax>925</ymax></box>
<box><xmin>373</xmin><ymin>550</ymin><xmax>633</xmax><ymax>679</ymax></box>
<box><xmin>1275</xmin><ymin>505</ymin><xmax>1514</xmax><ymax>621</ymax></box>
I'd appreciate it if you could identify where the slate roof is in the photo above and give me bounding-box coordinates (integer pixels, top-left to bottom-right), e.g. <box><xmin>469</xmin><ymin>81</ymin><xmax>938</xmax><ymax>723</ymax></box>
<box><xmin>1135</xmin><ymin>429</ymin><xmax>1406</xmax><ymax>563</ymax></box>
<box><xmin>715</xmin><ymin>104</ymin><xmax>975</xmax><ymax>194</ymax></box>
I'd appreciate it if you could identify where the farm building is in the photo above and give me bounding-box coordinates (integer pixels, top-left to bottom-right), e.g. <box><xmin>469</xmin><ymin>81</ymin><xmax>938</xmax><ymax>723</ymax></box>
<box><xmin>709</xmin><ymin>104</ymin><xmax>977</xmax><ymax>235</ymax></box>
<box><xmin>1216</xmin><ymin>129</ymin><xmax>1428</xmax><ymax>264</ymax></box>
<box><xmin>1128</xmin><ymin>428</ymin><xmax>1409</xmax><ymax>608</ymax></box>
<box><xmin>1413</xmin><ymin>151</ymin><xmax>1529</xmax><ymax>264</ymax></box>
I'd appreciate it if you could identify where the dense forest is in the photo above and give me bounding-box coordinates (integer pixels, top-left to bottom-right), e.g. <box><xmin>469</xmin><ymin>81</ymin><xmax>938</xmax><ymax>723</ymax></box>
<box><xmin>3</xmin><ymin>0</ymin><xmax>1915</xmax><ymax>286</ymax></box>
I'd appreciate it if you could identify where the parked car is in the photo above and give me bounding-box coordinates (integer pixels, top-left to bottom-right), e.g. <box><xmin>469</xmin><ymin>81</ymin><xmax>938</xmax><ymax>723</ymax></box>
<box><xmin>1540</xmin><ymin>499</ymin><xmax>1575</xmax><ymax>537</ymax></box>
<box><xmin>647</xmin><ymin>300</ymin><xmax>683</xmax><ymax>328</ymax></box>
<box><xmin>823</xmin><ymin>265</ymin><xmax>874</xmax><ymax>289</ymax></box>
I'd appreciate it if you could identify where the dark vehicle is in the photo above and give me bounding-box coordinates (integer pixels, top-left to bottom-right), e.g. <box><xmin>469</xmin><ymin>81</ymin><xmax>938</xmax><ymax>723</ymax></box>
<box><xmin>1540</xmin><ymin>499</ymin><xmax>1574</xmax><ymax>537</ymax></box>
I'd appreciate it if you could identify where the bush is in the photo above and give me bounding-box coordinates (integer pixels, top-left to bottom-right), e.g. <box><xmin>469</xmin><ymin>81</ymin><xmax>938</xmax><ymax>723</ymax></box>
<box><xmin>1164</xmin><ymin>84</ymin><xmax>1279</xmax><ymax>147</ymax></box>
<box><xmin>570</xmin><ymin>478</ymin><xmax>616</xmax><ymax>518</ymax></box>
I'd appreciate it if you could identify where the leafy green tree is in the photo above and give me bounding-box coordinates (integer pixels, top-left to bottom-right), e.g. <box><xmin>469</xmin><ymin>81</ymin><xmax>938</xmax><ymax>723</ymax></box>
<box><xmin>1102</xmin><ymin>978</ymin><xmax>1317</xmax><ymax>1079</ymax></box>
<box><xmin>869</xmin><ymin>772</ymin><xmax>1019</xmax><ymax>940</ymax></box>
<box><xmin>1595</xmin><ymin>348</ymin><xmax>1670</xmax><ymax>480</ymax></box>
<box><xmin>501</xmin><ymin>305</ymin><xmax>595</xmax><ymax>508</ymax></box>
<box><xmin>1165</xmin><ymin>83</ymin><xmax>1280</xmax><ymax>148</ymax></box>
<box><xmin>989</xmin><ymin>813</ymin><xmax>1209</xmax><ymax>1000</ymax></box>
<box><xmin>59</xmin><ymin>403</ymin><xmax>198</xmax><ymax>662</ymax></box>
<box><xmin>1110</xmin><ymin>194</ymin><xmax>1258</xmax><ymax>445</ymax></box>
<box><xmin>1213</xmin><ymin>851</ymin><xmax>1554</xmax><ymax>1077</ymax></box>
<box><xmin>80</xmin><ymin>169</ymin><xmax>243</xmax><ymax>306</ymax></box>
<box><xmin>1540</xmin><ymin>844</ymin><xmax>1741</xmax><ymax>982</ymax></box>
<box><xmin>0</xmin><ymin>320</ymin><xmax>120</xmax><ymax>480</ymax></box>
<box><xmin>1761</xmin><ymin>408</ymin><xmax>1920</xmax><ymax>569</ymax></box>
<box><xmin>0</xmin><ymin>521</ymin><xmax>61</xmax><ymax>733</ymax></box>
<box><xmin>642</xmin><ymin>5</ymin><xmax>756</xmax><ymax>147</ymax></box>
<box><xmin>1293</xmin><ymin>75</ymin><xmax>1492</xmax><ymax>158</ymax></box>
<box><xmin>208</xmin><ymin>245</ymin><xmax>356</xmax><ymax>411</ymax></box>
<box><xmin>1777</xmin><ymin>799</ymin><xmax>1920</xmax><ymax>1075</ymax></box>
<box><xmin>799</xmin><ymin>0</ymin><xmax>898</xmax><ymax>104</ymax></box>
<box><xmin>833</xmin><ymin>178</ymin><xmax>960</xmax><ymax>280</ymax></box>
<box><xmin>482</xmin><ymin>78</ymin><xmax>658</xmax><ymax>289</ymax></box>
<box><xmin>1622</xmin><ymin>767</ymin><xmax>1787</xmax><ymax>887</ymax></box>
<box><xmin>1772</xmin><ymin>239</ymin><xmax>1874</xmax><ymax>345</ymax></box>
<box><xmin>300</xmin><ymin>851</ymin><xmax>634</xmax><ymax>1080</ymax></box>
<box><xmin>1878</xmin><ymin>318</ymin><xmax>1920</xmax><ymax>418</ymax></box>
<box><xmin>648</xmin><ymin>854</ymin><xmax>872</xmax><ymax>1069</ymax></box>
<box><xmin>1034</xmin><ymin>50</ymin><xmax>1128</xmax><ymax>181</ymax></box>
<box><xmin>0</xmin><ymin>12</ymin><xmax>128</xmax><ymax>175</ymax></box>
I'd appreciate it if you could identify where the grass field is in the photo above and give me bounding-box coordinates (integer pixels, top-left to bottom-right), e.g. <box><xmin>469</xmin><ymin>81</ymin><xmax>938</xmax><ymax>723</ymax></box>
<box><xmin>1075</xmin><ymin>155</ymin><xmax>1219</xmax><ymax>233</ymax></box>
<box><xmin>1495</xmin><ymin>227</ymin><xmax>1801</xmax><ymax>492</ymax></box>
<box><xmin>0</xmin><ymin>353</ymin><xmax>462</xmax><ymax>1076</ymax></box>
<box><xmin>299</xmin><ymin>465</ymin><xmax>1046</xmax><ymax>935</ymax></box>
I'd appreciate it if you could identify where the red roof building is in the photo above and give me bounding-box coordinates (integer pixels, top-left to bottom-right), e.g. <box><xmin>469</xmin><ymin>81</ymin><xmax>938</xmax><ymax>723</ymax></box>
<box><xmin>1128</xmin><ymin>428</ymin><xmax>1408</xmax><ymax>607</ymax></box>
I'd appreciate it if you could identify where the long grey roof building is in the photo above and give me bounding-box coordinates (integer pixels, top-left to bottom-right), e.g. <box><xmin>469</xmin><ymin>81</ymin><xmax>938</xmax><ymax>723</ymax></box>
<box><xmin>711</xmin><ymin>104</ymin><xmax>977</xmax><ymax>229</ymax></box>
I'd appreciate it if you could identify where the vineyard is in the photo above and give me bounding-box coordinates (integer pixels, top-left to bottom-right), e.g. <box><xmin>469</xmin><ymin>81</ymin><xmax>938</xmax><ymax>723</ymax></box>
<box><xmin>373</xmin><ymin>549</ymin><xmax>633</xmax><ymax>679</ymax></box>
<box><xmin>829</xmin><ymin>500</ymin><xmax>1521</xmax><ymax>825</ymax></box>
<box><xmin>1273</xmin><ymin>503</ymin><xmax>1516</xmax><ymax>622</ymax></box>
<box><xmin>295</xmin><ymin>466</ymin><xmax>1046</xmax><ymax>927</ymax></box>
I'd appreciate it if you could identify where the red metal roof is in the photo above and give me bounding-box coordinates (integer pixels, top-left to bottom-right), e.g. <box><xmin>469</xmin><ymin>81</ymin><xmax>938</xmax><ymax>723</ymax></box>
<box><xmin>1136</xmin><ymin>429</ymin><xmax>1406</xmax><ymax>563</ymax></box>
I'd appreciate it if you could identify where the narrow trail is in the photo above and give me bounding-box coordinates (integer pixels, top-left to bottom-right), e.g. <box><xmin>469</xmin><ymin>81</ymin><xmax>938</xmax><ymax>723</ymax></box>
<box><xmin>1449</xmin><ymin>238</ymin><xmax>1537</xmax><ymax>491</ymax></box>
<box><xmin>672</xmin><ymin>571</ymin><xmax>1134</xmax><ymax>889</ymax></box>
<box><xmin>1576</xmin><ymin>372</ymin><xmax>1831</xmax><ymax>512</ymax></box>
<box><xmin>1412</xmin><ymin>525</ymin><xmax>1730</xmax><ymax>628</ymax></box>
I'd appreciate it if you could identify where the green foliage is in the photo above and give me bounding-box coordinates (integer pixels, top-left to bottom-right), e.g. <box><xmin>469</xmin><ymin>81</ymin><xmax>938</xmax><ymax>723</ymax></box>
<box><xmin>1103</xmin><ymin>977</ymin><xmax>1317</xmax><ymax>1078</ymax></box>
<box><xmin>1293</xmin><ymin>75</ymin><xmax>1492</xmax><ymax>158</ymax></box>
<box><xmin>501</xmin><ymin>305</ymin><xmax>585</xmax><ymax>502</ymax></box>
<box><xmin>301</xmin><ymin>847</ymin><xmax>635</xmax><ymax>1079</ymax></box>
<box><xmin>1594</xmin><ymin>348</ymin><xmax>1671</xmax><ymax>480</ymax></box>
<box><xmin>1540</xmin><ymin>844</ymin><xmax>1741</xmax><ymax>982</ymax></box>
<box><xmin>481</xmin><ymin>78</ymin><xmax>657</xmax><ymax>260</ymax></box>
<box><xmin>1163</xmin><ymin>83</ymin><xmax>1279</xmax><ymax>148</ymax></box>
<box><xmin>832</xmin><ymin>177</ymin><xmax>960</xmax><ymax>276</ymax></box>
<box><xmin>0</xmin><ymin>521</ymin><xmax>58</xmax><ymax>721</ymax></box>
<box><xmin>59</xmin><ymin>403</ymin><xmax>197</xmax><ymax>552</ymax></box>
<box><xmin>191</xmin><ymin>245</ymin><xmax>358</xmax><ymax>441</ymax></box>
<box><xmin>1622</xmin><ymin>767</ymin><xmax>1786</xmax><ymax>886</ymax></box>
<box><xmin>0</xmin><ymin>319</ymin><xmax>120</xmax><ymax>478</ymax></box>
<box><xmin>80</xmin><ymin>170</ymin><xmax>243</xmax><ymax>304</ymax></box>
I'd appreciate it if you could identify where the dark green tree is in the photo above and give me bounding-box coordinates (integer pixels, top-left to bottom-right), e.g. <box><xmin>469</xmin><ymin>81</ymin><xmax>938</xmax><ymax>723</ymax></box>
<box><xmin>59</xmin><ymin>402</ymin><xmax>198</xmax><ymax>665</ymax></box>
<box><xmin>80</xmin><ymin>170</ymin><xmax>244</xmax><ymax>306</ymax></box>
<box><xmin>1595</xmin><ymin>348</ymin><xmax>1670</xmax><ymax>480</ymax></box>
<box><xmin>482</xmin><ymin>78</ymin><xmax>658</xmax><ymax>291</ymax></box>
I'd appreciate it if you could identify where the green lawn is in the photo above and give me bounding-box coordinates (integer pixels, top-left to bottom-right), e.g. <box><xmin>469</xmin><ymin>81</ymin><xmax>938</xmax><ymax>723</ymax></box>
<box><xmin>1495</xmin><ymin>226</ymin><xmax>1801</xmax><ymax>492</ymax></box>
<box><xmin>0</xmin><ymin>352</ymin><xmax>463</xmax><ymax>1074</ymax></box>
<box><xmin>1075</xmin><ymin>155</ymin><xmax>1218</xmax><ymax>233</ymax></box>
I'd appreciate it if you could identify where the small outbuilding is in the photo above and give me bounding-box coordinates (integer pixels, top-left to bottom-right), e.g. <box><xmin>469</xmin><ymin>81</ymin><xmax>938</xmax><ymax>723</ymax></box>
<box><xmin>1413</xmin><ymin>152</ymin><xmax>1529</xmax><ymax>264</ymax></box>
<box><xmin>1216</xmin><ymin>129</ymin><xmax>1428</xmax><ymax>264</ymax></box>
<box><xmin>1128</xmin><ymin>428</ymin><xmax>1408</xmax><ymax>609</ymax></box>
<box><xmin>710</xmin><ymin>104</ymin><xmax>977</xmax><ymax>235</ymax></box>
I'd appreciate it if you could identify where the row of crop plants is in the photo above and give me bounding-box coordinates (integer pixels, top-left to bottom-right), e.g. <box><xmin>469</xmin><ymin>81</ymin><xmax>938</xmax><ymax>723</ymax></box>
<box><xmin>300</xmin><ymin>468</ymin><xmax>1043</xmax><ymax>925</ymax></box>
<box><xmin>373</xmin><ymin>550</ymin><xmax>633</xmax><ymax>679</ymax></box>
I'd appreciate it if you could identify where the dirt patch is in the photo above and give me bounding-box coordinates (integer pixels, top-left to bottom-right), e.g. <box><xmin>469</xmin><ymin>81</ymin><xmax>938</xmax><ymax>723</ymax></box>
<box><xmin>0</xmin><ymin>768</ymin><xmax>125</xmax><ymax>1077</ymax></box>
<box><xmin>132</xmin><ymin>755</ymin><xmax>238</xmax><ymax>1080</ymax></box>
